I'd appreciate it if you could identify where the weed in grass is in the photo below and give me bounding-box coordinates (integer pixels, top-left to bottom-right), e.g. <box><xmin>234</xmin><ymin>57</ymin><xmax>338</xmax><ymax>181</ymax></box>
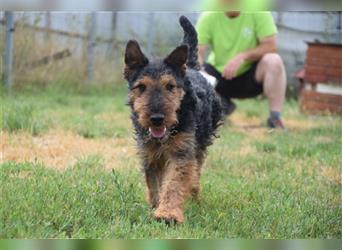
<box><xmin>245</xmin><ymin>109</ymin><xmax>260</xmax><ymax>118</ymax></box>
<box><xmin>255</xmin><ymin>142</ymin><xmax>277</xmax><ymax>153</ymax></box>
<box><xmin>72</xmin><ymin>114</ymin><xmax>119</xmax><ymax>139</ymax></box>
<box><xmin>1</xmin><ymin>101</ymin><xmax>46</xmax><ymax>135</ymax></box>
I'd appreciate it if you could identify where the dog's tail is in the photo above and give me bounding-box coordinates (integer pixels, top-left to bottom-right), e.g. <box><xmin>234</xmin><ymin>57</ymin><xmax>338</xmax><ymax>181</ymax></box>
<box><xmin>179</xmin><ymin>15</ymin><xmax>200</xmax><ymax>70</ymax></box>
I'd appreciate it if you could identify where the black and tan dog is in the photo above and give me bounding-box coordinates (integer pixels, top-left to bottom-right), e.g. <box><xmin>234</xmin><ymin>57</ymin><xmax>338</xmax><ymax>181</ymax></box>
<box><xmin>124</xmin><ymin>16</ymin><xmax>222</xmax><ymax>224</ymax></box>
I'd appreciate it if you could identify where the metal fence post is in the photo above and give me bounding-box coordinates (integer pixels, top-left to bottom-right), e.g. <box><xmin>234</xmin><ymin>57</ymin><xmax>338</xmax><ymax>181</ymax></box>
<box><xmin>87</xmin><ymin>12</ymin><xmax>97</xmax><ymax>83</ymax></box>
<box><xmin>45</xmin><ymin>12</ymin><xmax>51</xmax><ymax>41</ymax></box>
<box><xmin>3</xmin><ymin>11</ymin><xmax>14</xmax><ymax>90</ymax></box>
<box><xmin>147</xmin><ymin>12</ymin><xmax>155</xmax><ymax>56</ymax></box>
<box><xmin>338</xmin><ymin>11</ymin><xmax>342</xmax><ymax>44</ymax></box>
<box><xmin>111</xmin><ymin>12</ymin><xmax>117</xmax><ymax>37</ymax></box>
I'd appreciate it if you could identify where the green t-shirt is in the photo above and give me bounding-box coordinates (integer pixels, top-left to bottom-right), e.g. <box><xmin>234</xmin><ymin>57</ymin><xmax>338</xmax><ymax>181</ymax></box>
<box><xmin>196</xmin><ymin>12</ymin><xmax>278</xmax><ymax>76</ymax></box>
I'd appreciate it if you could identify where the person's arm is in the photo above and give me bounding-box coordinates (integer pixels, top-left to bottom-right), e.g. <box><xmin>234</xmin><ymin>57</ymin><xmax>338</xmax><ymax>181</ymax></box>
<box><xmin>198</xmin><ymin>45</ymin><xmax>209</xmax><ymax>67</ymax></box>
<box><xmin>222</xmin><ymin>35</ymin><xmax>277</xmax><ymax>80</ymax></box>
<box><xmin>241</xmin><ymin>35</ymin><xmax>277</xmax><ymax>62</ymax></box>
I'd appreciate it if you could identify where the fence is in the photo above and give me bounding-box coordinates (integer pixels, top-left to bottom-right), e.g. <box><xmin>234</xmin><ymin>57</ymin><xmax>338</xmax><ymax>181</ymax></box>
<box><xmin>1</xmin><ymin>11</ymin><xmax>341</xmax><ymax>90</ymax></box>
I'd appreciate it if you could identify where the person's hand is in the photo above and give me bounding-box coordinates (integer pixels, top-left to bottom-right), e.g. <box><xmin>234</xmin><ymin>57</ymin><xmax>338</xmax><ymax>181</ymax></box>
<box><xmin>222</xmin><ymin>53</ymin><xmax>247</xmax><ymax>80</ymax></box>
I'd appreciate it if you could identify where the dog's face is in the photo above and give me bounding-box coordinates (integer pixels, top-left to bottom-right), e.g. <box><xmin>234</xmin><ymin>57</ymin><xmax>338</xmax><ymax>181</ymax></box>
<box><xmin>124</xmin><ymin>40</ymin><xmax>188</xmax><ymax>141</ymax></box>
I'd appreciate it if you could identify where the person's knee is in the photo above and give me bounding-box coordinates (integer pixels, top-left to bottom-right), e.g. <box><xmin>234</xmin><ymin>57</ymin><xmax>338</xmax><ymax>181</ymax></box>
<box><xmin>261</xmin><ymin>53</ymin><xmax>284</xmax><ymax>74</ymax></box>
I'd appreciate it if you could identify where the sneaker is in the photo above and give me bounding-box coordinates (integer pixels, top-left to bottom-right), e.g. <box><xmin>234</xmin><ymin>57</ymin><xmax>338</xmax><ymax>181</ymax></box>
<box><xmin>221</xmin><ymin>98</ymin><xmax>236</xmax><ymax>116</ymax></box>
<box><xmin>267</xmin><ymin>117</ymin><xmax>286</xmax><ymax>130</ymax></box>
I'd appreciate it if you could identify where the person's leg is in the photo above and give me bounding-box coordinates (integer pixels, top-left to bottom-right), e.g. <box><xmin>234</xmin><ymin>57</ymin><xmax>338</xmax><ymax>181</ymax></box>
<box><xmin>255</xmin><ymin>53</ymin><xmax>287</xmax><ymax>128</ymax></box>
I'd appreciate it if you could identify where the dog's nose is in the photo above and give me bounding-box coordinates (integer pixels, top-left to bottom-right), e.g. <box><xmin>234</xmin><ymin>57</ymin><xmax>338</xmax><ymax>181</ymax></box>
<box><xmin>150</xmin><ymin>114</ymin><xmax>165</xmax><ymax>126</ymax></box>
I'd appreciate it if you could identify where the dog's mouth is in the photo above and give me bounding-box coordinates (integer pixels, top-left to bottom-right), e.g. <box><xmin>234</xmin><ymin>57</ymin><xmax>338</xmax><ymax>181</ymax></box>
<box><xmin>149</xmin><ymin>126</ymin><xmax>167</xmax><ymax>139</ymax></box>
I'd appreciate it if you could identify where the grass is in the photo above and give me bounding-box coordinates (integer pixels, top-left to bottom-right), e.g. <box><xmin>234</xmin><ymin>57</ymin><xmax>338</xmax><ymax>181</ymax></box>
<box><xmin>1</xmin><ymin>101</ymin><xmax>45</xmax><ymax>135</ymax></box>
<box><xmin>1</xmin><ymin>86</ymin><xmax>341</xmax><ymax>239</ymax></box>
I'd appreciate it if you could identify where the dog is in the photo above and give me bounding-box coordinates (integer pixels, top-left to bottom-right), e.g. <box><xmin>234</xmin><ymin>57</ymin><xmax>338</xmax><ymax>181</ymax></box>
<box><xmin>124</xmin><ymin>16</ymin><xmax>223</xmax><ymax>224</ymax></box>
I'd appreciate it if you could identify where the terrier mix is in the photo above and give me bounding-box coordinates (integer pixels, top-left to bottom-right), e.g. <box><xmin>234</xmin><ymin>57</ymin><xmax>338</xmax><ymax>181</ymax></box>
<box><xmin>124</xmin><ymin>16</ymin><xmax>222</xmax><ymax>224</ymax></box>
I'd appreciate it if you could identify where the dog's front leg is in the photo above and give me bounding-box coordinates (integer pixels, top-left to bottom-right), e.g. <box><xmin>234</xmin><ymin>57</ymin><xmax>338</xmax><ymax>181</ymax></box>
<box><xmin>154</xmin><ymin>158</ymin><xmax>197</xmax><ymax>224</ymax></box>
<box><xmin>145</xmin><ymin>166</ymin><xmax>163</xmax><ymax>209</ymax></box>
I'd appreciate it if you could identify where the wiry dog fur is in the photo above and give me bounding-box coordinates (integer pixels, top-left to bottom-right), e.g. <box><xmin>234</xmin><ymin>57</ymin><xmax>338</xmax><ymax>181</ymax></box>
<box><xmin>124</xmin><ymin>16</ymin><xmax>223</xmax><ymax>224</ymax></box>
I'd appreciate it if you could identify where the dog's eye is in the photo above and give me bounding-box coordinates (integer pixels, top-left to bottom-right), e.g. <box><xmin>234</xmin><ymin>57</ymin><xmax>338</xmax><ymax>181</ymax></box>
<box><xmin>166</xmin><ymin>83</ymin><xmax>175</xmax><ymax>92</ymax></box>
<box><xmin>133</xmin><ymin>84</ymin><xmax>146</xmax><ymax>93</ymax></box>
<box><xmin>138</xmin><ymin>84</ymin><xmax>146</xmax><ymax>93</ymax></box>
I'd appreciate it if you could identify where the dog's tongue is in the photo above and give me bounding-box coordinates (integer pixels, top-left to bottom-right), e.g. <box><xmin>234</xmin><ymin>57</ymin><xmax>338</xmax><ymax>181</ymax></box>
<box><xmin>149</xmin><ymin>127</ymin><xmax>166</xmax><ymax>139</ymax></box>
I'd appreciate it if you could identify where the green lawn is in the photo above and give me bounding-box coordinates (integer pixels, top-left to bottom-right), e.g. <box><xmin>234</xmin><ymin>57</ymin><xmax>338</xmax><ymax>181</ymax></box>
<box><xmin>1</xmin><ymin>86</ymin><xmax>341</xmax><ymax>238</ymax></box>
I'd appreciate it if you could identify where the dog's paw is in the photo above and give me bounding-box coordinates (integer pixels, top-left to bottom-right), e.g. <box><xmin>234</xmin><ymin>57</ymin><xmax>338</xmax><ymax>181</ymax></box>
<box><xmin>153</xmin><ymin>208</ymin><xmax>184</xmax><ymax>224</ymax></box>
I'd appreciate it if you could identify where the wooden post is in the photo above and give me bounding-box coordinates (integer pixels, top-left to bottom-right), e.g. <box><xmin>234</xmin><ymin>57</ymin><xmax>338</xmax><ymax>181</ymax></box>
<box><xmin>3</xmin><ymin>11</ymin><xmax>14</xmax><ymax>90</ymax></box>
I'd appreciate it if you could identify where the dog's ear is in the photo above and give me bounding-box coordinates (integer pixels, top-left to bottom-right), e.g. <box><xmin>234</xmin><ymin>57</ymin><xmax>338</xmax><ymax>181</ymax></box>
<box><xmin>164</xmin><ymin>45</ymin><xmax>188</xmax><ymax>72</ymax></box>
<box><xmin>124</xmin><ymin>40</ymin><xmax>149</xmax><ymax>80</ymax></box>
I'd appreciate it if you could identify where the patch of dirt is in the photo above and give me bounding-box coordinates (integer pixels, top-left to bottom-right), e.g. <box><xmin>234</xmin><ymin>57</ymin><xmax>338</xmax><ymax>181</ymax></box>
<box><xmin>314</xmin><ymin>136</ymin><xmax>334</xmax><ymax>144</ymax></box>
<box><xmin>230</xmin><ymin>138</ymin><xmax>257</xmax><ymax>157</ymax></box>
<box><xmin>320</xmin><ymin>166</ymin><xmax>342</xmax><ymax>186</ymax></box>
<box><xmin>9</xmin><ymin>171</ymin><xmax>31</xmax><ymax>179</ymax></box>
<box><xmin>228</xmin><ymin>112</ymin><xmax>322</xmax><ymax>137</ymax></box>
<box><xmin>229</xmin><ymin>113</ymin><xmax>268</xmax><ymax>139</ymax></box>
<box><xmin>1</xmin><ymin>130</ymin><xmax>138</xmax><ymax>171</ymax></box>
<box><xmin>285</xmin><ymin>119</ymin><xmax>320</xmax><ymax>130</ymax></box>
